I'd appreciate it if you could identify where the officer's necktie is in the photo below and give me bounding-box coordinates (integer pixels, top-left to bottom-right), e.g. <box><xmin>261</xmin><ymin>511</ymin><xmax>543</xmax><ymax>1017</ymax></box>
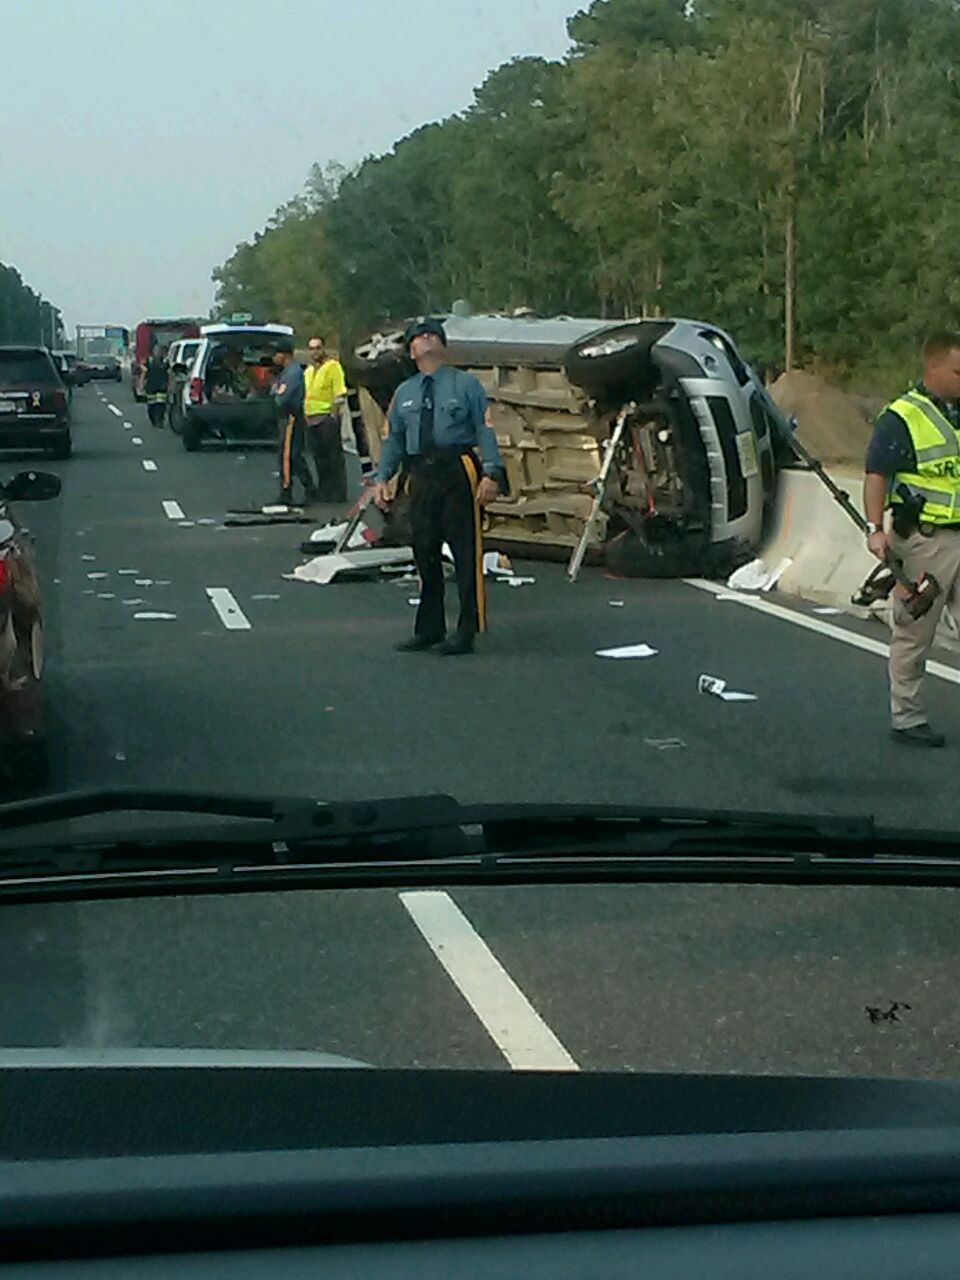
<box><xmin>419</xmin><ymin>375</ymin><xmax>435</xmax><ymax>453</ymax></box>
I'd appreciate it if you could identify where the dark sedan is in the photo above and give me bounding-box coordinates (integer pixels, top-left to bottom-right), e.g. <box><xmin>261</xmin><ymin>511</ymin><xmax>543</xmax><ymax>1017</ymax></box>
<box><xmin>0</xmin><ymin>347</ymin><xmax>72</xmax><ymax>459</ymax></box>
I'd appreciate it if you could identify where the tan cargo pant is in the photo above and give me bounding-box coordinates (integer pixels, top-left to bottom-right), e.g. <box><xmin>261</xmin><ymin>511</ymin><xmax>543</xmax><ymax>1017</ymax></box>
<box><xmin>888</xmin><ymin>526</ymin><xmax>960</xmax><ymax>728</ymax></box>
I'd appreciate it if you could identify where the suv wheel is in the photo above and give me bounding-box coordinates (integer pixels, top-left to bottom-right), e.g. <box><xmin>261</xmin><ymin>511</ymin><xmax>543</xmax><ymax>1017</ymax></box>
<box><xmin>182</xmin><ymin>419</ymin><xmax>202</xmax><ymax>452</ymax></box>
<box><xmin>168</xmin><ymin>400</ymin><xmax>184</xmax><ymax>435</ymax></box>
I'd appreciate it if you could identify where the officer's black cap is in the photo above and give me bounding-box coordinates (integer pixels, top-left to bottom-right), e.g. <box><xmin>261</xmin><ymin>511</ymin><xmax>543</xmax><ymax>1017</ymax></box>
<box><xmin>404</xmin><ymin>317</ymin><xmax>447</xmax><ymax>352</ymax></box>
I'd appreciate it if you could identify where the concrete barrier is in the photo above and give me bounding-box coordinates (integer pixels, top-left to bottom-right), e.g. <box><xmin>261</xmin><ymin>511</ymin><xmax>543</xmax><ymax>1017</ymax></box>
<box><xmin>759</xmin><ymin>465</ymin><xmax>960</xmax><ymax>652</ymax></box>
<box><xmin>760</xmin><ymin>466</ymin><xmax>873</xmax><ymax>606</ymax></box>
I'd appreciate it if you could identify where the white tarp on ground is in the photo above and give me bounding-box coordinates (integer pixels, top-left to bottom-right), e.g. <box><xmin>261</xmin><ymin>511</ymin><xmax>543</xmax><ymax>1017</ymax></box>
<box><xmin>308</xmin><ymin>520</ymin><xmax>368</xmax><ymax>549</ymax></box>
<box><xmin>287</xmin><ymin>547</ymin><xmax>415</xmax><ymax>585</ymax></box>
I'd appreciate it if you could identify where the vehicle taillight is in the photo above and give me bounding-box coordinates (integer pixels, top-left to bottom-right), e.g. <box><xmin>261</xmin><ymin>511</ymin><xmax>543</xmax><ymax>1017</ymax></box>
<box><xmin>189</xmin><ymin>377</ymin><xmax>204</xmax><ymax>405</ymax></box>
<box><xmin>0</xmin><ymin>556</ymin><xmax>12</xmax><ymax>595</ymax></box>
<box><xmin>53</xmin><ymin>389</ymin><xmax>67</xmax><ymax>412</ymax></box>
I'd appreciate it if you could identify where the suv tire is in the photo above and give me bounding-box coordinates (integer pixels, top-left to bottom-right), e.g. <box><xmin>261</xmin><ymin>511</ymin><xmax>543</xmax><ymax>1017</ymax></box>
<box><xmin>49</xmin><ymin>430</ymin><xmax>72</xmax><ymax>460</ymax></box>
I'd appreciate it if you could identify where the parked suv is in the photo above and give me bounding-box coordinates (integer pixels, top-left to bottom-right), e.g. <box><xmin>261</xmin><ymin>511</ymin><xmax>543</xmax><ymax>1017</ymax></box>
<box><xmin>177</xmin><ymin>322</ymin><xmax>293</xmax><ymax>452</ymax></box>
<box><xmin>165</xmin><ymin>338</ymin><xmax>202</xmax><ymax>434</ymax></box>
<box><xmin>0</xmin><ymin>347</ymin><xmax>72</xmax><ymax>460</ymax></box>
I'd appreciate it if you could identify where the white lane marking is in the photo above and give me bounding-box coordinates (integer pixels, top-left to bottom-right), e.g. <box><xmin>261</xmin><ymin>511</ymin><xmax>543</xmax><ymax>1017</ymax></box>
<box><xmin>123</xmin><ymin>421</ymin><xmax>133</xmax><ymax>428</ymax></box>
<box><xmin>685</xmin><ymin>578</ymin><xmax>960</xmax><ymax>688</ymax></box>
<box><xmin>107</xmin><ymin>404</ymin><xmax>122</xmax><ymax>417</ymax></box>
<box><xmin>205</xmin><ymin>587</ymin><xmax>251</xmax><ymax>631</ymax></box>
<box><xmin>142</xmin><ymin>460</ymin><xmax>157</xmax><ymax>472</ymax></box>
<box><xmin>162</xmin><ymin>500</ymin><xmax>185</xmax><ymax>520</ymax></box>
<box><xmin>131</xmin><ymin>436</ymin><xmax>143</xmax><ymax>445</ymax></box>
<box><xmin>400</xmin><ymin>890</ymin><xmax>579</xmax><ymax>1071</ymax></box>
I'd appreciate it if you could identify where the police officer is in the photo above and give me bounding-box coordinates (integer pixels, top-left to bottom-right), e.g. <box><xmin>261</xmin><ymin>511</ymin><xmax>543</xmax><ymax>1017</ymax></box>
<box><xmin>144</xmin><ymin>344</ymin><xmax>168</xmax><ymax>428</ymax></box>
<box><xmin>864</xmin><ymin>331</ymin><xmax>960</xmax><ymax>746</ymax></box>
<box><xmin>272</xmin><ymin>339</ymin><xmax>316</xmax><ymax>507</ymax></box>
<box><xmin>375</xmin><ymin>318</ymin><xmax>504</xmax><ymax>655</ymax></box>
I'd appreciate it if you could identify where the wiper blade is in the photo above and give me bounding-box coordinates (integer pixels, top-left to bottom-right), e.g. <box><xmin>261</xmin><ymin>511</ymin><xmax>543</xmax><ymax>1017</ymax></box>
<box><xmin>0</xmin><ymin>791</ymin><xmax>959</xmax><ymax>902</ymax></box>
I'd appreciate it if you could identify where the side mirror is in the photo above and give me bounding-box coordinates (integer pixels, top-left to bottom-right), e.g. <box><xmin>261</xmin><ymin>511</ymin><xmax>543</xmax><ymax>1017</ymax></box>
<box><xmin>4</xmin><ymin>470</ymin><xmax>62</xmax><ymax>502</ymax></box>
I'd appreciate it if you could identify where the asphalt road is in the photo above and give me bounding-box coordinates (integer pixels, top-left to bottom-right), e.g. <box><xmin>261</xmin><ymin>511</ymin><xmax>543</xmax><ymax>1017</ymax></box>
<box><xmin>3</xmin><ymin>379</ymin><xmax>960</xmax><ymax>1080</ymax></box>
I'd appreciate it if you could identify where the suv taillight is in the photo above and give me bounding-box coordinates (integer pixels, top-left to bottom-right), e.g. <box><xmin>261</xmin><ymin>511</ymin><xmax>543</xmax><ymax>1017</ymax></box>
<box><xmin>189</xmin><ymin>377</ymin><xmax>204</xmax><ymax>405</ymax></box>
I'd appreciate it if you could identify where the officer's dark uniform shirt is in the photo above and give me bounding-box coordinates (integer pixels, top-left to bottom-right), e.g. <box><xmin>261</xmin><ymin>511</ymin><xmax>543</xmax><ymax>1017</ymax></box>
<box><xmin>865</xmin><ymin>382</ymin><xmax>960</xmax><ymax>476</ymax></box>
<box><xmin>378</xmin><ymin>366</ymin><xmax>504</xmax><ymax>482</ymax></box>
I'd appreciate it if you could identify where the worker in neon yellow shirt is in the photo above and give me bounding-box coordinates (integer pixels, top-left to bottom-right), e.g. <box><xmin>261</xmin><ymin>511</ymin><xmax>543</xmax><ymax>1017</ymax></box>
<box><xmin>304</xmin><ymin>336</ymin><xmax>348</xmax><ymax>501</ymax></box>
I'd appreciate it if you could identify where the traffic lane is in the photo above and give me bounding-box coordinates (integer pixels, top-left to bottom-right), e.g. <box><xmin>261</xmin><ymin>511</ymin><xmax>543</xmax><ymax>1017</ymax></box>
<box><xmin>453</xmin><ymin>881</ymin><xmax>960</xmax><ymax>1080</ymax></box>
<box><xmin>0</xmin><ymin>888</ymin><xmax>504</xmax><ymax>1069</ymax></box>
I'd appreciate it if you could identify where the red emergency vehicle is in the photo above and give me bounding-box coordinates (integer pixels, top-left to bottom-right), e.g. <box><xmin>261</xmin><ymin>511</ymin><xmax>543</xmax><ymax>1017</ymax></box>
<box><xmin>132</xmin><ymin>318</ymin><xmax>201</xmax><ymax>401</ymax></box>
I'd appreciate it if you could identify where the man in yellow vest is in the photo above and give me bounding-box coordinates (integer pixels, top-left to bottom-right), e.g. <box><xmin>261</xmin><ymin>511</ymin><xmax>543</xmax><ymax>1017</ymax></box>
<box><xmin>304</xmin><ymin>336</ymin><xmax>348</xmax><ymax>502</ymax></box>
<box><xmin>864</xmin><ymin>331</ymin><xmax>960</xmax><ymax>746</ymax></box>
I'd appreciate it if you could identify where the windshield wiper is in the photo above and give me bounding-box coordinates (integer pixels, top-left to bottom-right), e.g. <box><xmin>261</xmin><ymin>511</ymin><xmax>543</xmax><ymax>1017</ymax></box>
<box><xmin>0</xmin><ymin>789</ymin><xmax>959</xmax><ymax>902</ymax></box>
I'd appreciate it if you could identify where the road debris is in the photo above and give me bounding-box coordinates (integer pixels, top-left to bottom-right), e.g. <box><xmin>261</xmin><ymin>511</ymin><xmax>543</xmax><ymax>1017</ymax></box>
<box><xmin>506</xmin><ymin>576</ymin><xmax>536</xmax><ymax>587</ymax></box>
<box><xmin>87</xmin><ymin>572</ymin><xmax>108</xmax><ymax>580</ymax></box>
<box><xmin>288</xmin><ymin>546</ymin><xmax>417</xmax><ymax>585</ymax></box>
<box><xmin>117</xmin><ymin>569</ymin><xmax>140</xmax><ymax>576</ymax></box>
<box><xmin>482</xmin><ymin>551</ymin><xmax>514</xmax><ymax>577</ymax></box>
<box><xmin>121</xmin><ymin>599</ymin><xmax>146</xmax><ymax>605</ymax></box>
<box><xmin>726</xmin><ymin>556</ymin><xmax>792</xmax><ymax>592</ymax></box>
<box><xmin>133</xmin><ymin>612</ymin><xmax>177</xmax><ymax>621</ymax></box>
<box><xmin>644</xmin><ymin>738</ymin><xmax>686</xmax><ymax>751</ymax></box>
<box><xmin>596</xmin><ymin>643</ymin><xmax>659</xmax><ymax>659</ymax></box>
<box><xmin>408</xmin><ymin>597</ymin><xmax>421</xmax><ymax>606</ymax></box>
<box><xmin>609</xmin><ymin>600</ymin><xmax>625</xmax><ymax>607</ymax></box>
<box><xmin>698</xmin><ymin>674</ymin><xmax>757</xmax><ymax>702</ymax></box>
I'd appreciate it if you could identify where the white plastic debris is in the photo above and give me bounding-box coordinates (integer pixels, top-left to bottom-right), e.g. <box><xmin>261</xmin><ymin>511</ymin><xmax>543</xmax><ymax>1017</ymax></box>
<box><xmin>482</xmin><ymin>551</ymin><xmax>515</xmax><ymax>578</ymax></box>
<box><xmin>726</xmin><ymin>556</ymin><xmax>792</xmax><ymax>592</ymax></box>
<box><xmin>698</xmin><ymin>674</ymin><xmax>757</xmax><ymax>702</ymax></box>
<box><xmin>596</xmin><ymin>643</ymin><xmax>659</xmax><ymax>659</ymax></box>
<box><xmin>309</xmin><ymin>520</ymin><xmax>367</xmax><ymax>550</ymax></box>
<box><xmin>133</xmin><ymin>612</ymin><xmax>177</xmax><ymax>621</ymax></box>
<box><xmin>289</xmin><ymin>547</ymin><xmax>415</xmax><ymax>585</ymax></box>
<box><xmin>506</xmin><ymin>576</ymin><xmax>536</xmax><ymax>587</ymax></box>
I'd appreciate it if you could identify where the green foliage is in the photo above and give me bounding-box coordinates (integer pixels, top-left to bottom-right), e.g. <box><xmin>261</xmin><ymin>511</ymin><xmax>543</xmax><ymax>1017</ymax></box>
<box><xmin>0</xmin><ymin>264</ymin><xmax>62</xmax><ymax>347</ymax></box>
<box><xmin>212</xmin><ymin>0</ymin><xmax>960</xmax><ymax>381</ymax></box>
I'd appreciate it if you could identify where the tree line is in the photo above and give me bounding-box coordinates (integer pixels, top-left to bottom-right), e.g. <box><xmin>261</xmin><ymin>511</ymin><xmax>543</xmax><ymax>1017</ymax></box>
<box><xmin>0</xmin><ymin>262</ymin><xmax>62</xmax><ymax>348</ymax></box>
<box><xmin>212</xmin><ymin>0</ymin><xmax>960</xmax><ymax>391</ymax></box>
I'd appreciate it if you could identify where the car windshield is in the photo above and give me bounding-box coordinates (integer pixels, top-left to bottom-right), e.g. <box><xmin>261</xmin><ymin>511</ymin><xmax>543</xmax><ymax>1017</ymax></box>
<box><xmin>5</xmin><ymin>0</ymin><xmax>960</xmax><ymax>1096</ymax></box>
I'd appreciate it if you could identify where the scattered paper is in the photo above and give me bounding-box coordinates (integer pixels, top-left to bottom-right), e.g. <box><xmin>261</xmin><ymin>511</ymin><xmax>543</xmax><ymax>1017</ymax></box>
<box><xmin>122</xmin><ymin>599</ymin><xmax>145</xmax><ymax>605</ymax></box>
<box><xmin>81</xmin><ymin>554</ymin><xmax>96</xmax><ymax>562</ymax></box>
<box><xmin>134</xmin><ymin>612</ymin><xmax>177</xmax><ymax>621</ymax></box>
<box><xmin>482</xmin><ymin>551</ymin><xmax>515</xmax><ymax>578</ymax></box>
<box><xmin>813</xmin><ymin>606</ymin><xmax>842</xmax><ymax>615</ymax></box>
<box><xmin>408</xmin><ymin>597</ymin><xmax>421</xmax><ymax>606</ymax></box>
<box><xmin>97</xmin><ymin>593</ymin><xmax>115</xmax><ymax>600</ymax></box>
<box><xmin>506</xmin><ymin>576</ymin><xmax>536</xmax><ymax>587</ymax></box>
<box><xmin>726</xmin><ymin>556</ymin><xmax>793</xmax><ymax>593</ymax></box>
<box><xmin>135</xmin><ymin>578</ymin><xmax>153</xmax><ymax>586</ymax></box>
<box><xmin>698</xmin><ymin>674</ymin><xmax>757</xmax><ymax>702</ymax></box>
<box><xmin>114</xmin><ymin>752</ymin><xmax>126</xmax><ymax>763</ymax></box>
<box><xmin>609</xmin><ymin>600</ymin><xmax>625</xmax><ymax>608</ymax></box>
<box><xmin>310</xmin><ymin>520</ymin><xmax>367</xmax><ymax>550</ymax></box>
<box><xmin>117</xmin><ymin>569</ymin><xmax>139</xmax><ymax>575</ymax></box>
<box><xmin>596</xmin><ymin>643</ymin><xmax>659</xmax><ymax>659</ymax></box>
<box><xmin>262</xmin><ymin>504</ymin><xmax>289</xmax><ymax>515</ymax></box>
<box><xmin>87</xmin><ymin>572</ymin><xmax>107</xmax><ymax>580</ymax></box>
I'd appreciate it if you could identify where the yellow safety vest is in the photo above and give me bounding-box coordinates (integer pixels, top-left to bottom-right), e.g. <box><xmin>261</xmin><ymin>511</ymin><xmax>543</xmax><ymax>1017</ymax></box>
<box><xmin>888</xmin><ymin>389</ymin><xmax>960</xmax><ymax>525</ymax></box>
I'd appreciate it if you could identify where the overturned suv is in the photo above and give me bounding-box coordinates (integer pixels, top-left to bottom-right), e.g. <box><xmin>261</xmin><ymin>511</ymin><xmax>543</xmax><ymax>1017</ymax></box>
<box><xmin>349</xmin><ymin>314</ymin><xmax>790</xmax><ymax>578</ymax></box>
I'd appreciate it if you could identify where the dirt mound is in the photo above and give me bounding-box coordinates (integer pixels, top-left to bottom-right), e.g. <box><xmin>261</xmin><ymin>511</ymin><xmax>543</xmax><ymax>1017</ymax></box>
<box><xmin>770</xmin><ymin>369</ymin><xmax>874</xmax><ymax>464</ymax></box>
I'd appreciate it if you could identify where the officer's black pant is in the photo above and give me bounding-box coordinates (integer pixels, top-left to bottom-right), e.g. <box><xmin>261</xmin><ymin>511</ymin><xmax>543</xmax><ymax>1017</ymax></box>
<box><xmin>409</xmin><ymin>450</ymin><xmax>486</xmax><ymax>641</ymax></box>
<box><xmin>277</xmin><ymin>413</ymin><xmax>314</xmax><ymax>502</ymax></box>
<box><xmin>306</xmin><ymin>414</ymin><xmax>347</xmax><ymax>502</ymax></box>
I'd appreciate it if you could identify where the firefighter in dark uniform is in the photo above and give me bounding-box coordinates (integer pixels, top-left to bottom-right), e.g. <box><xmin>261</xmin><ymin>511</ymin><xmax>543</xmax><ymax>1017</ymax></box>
<box><xmin>375</xmin><ymin>318</ymin><xmax>505</xmax><ymax>655</ymax></box>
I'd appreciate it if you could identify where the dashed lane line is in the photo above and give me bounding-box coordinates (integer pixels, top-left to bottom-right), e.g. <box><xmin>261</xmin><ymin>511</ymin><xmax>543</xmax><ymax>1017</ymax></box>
<box><xmin>107</xmin><ymin>404</ymin><xmax>123</xmax><ymax>417</ymax></box>
<box><xmin>400</xmin><ymin>889</ymin><xmax>580</xmax><ymax>1071</ymax></box>
<box><xmin>205</xmin><ymin>587</ymin><xmax>251</xmax><ymax>631</ymax></box>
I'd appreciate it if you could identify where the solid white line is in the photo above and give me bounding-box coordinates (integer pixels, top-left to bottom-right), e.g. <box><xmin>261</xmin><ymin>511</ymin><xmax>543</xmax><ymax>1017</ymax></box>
<box><xmin>684</xmin><ymin>578</ymin><xmax>960</xmax><ymax>687</ymax></box>
<box><xmin>205</xmin><ymin>587</ymin><xmax>251</xmax><ymax>631</ymax></box>
<box><xmin>400</xmin><ymin>890</ymin><xmax>579</xmax><ymax>1071</ymax></box>
<box><xmin>107</xmin><ymin>404</ymin><xmax>122</xmax><ymax>417</ymax></box>
<box><xmin>142</xmin><ymin>460</ymin><xmax>157</xmax><ymax>472</ymax></box>
<box><xmin>162</xmin><ymin>500</ymin><xmax>185</xmax><ymax>520</ymax></box>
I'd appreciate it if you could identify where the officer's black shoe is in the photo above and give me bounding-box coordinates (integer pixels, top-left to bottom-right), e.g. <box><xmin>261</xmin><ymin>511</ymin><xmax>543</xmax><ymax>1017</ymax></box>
<box><xmin>439</xmin><ymin>633</ymin><xmax>475</xmax><ymax>656</ymax></box>
<box><xmin>891</xmin><ymin>723</ymin><xmax>946</xmax><ymax>748</ymax></box>
<box><xmin>396</xmin><ymin>634</ymin><xmax>444</xmax><ymax>652</ymax></box>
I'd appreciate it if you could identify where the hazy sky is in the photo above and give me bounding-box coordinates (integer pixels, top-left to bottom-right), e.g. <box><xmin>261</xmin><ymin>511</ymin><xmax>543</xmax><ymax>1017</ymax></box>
<box><xmin>3</xmin><ymin>0</ymin><xmax>576</xmax><ymax>332</ymax></box>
